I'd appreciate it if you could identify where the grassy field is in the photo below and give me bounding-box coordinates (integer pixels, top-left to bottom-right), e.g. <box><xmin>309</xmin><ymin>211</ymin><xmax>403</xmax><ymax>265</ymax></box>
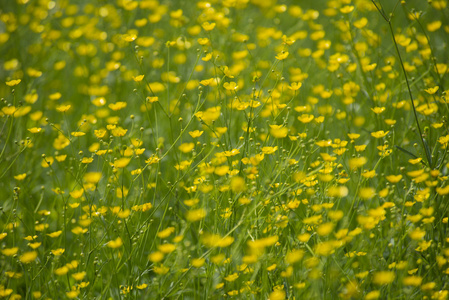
<box><xmin>1</xmin><ymin>0</ymin><xmax>449</xmax><ymax>299</ymax></box>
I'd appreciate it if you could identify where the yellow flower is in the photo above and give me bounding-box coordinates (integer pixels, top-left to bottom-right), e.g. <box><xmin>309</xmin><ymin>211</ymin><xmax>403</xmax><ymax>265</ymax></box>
<box><xmin>158</xmin><ymin>243</ymin><xmax>176</xmax><ymax>254</ymax></box>
<box><xmin>2</xmin><ymin>247</ymin><xmax>19</xmax><ymax>256</ymax></box>
<box><xmin>56</xmin><ymin>104</ymin><xmax>71</xmax><ymax>112</ymax></box>
<box><xmin>72</xmin><ymin>271</ymin><xmax>86</xmax><ymax>281</ymax></box>
<box><xmin>285</xmin><ymin>249</ymin><xmax>304</xmax><ymax>264</ymax></box>
<box><xmin>148</xmin><ymin>251</ymin><xmax>164</xmax><ymax>263</ymax></box>
<box><xmin>298</xmin><ymin>114</ymin><xmax>314</xmax><ymax>123</ymax></box>
<box><xmin>123</xmin><ymin>33</ymin><xmax>137</xmax><ymax>42</ymax></box>
<box><xmin>340</xmin><ymin>5</ymin><xmax>354</xmax><ymax>14</ymax></box>
<box><xmin>354</xmin><ymin>17</ymin><xmax>368</xmax><ymax>29</ymax></box>
<box><xmin>317</xmin><ymin>222</ymin><xmax>334</xmax><ymax>236</ymax></box>
<box><xmin>66</xmin><ymin>290</ymin><xmax>80</xmax><ymax>299</ymax></box>
<box><xmin>19</xmin><ymin>251</ymin><xmax>38</xmax><ymax>264</ymax></box>
<box><xmin>47</xmin><ymin>231</ymin><xmax>62</xmax><ymax>238</ymax></box>
<box><xmin>230</xmin><ymin>176</ymin><xmax>246</xmax><ymax>193</ymax></box>
<box><xmin>288</xmin><ymin>82</ymin><xmax>302</xmax><ymax>91</ymax></box>
<box><xmin>153</xmin><ymin>265</ymin><xmax>169</xmax><ymax>275</ymax></box>
<box><xmin>71</xmin><ymin>226</ymin><xmax>88</xmax><ymax>235</ymax></box>
<box><xmin>108</xmin><ymin>102</ymin><xmax>127</xmax><ymax>111</ymax></box>
<box><xmin>359</xmin><ymin>187</ymin><xmax>376</xmax><ymax>200</ymax></box>
<box><xmin>275</xmin><ymin>51</ymin><xmax>289</xmax><ymax>60</ymax></box>
<box><xmin>114</xmin><ymin>157</ymin><xmax>131</xmax><ymax>168</ymax></box>
<box><xmin>84</xmin><ymin>172</ymin><xmax>102</xmax><ymax>184</ymax></box>
<box><xmin>269</xmin><ymin>125</ymin><xmax>288</xmax><ymax>138</ymax></box>
<box><xmin>201</xmin><ymin>22</ymin><xmax>216</xmax><ymax>31</ymax></box>
<box><xmin>107</xmin><ymin>237</ymin><xmax>123</xmax><ymax>249</ymax></box>
<box><xmin>178</xmin><ymin>142</ymin><xmax>195</xmax><ymax>153</ymax></box>
<box><xmin>223</xmin><ymin>81</ymin><xmax>238</xmax><ymax>90</ymax></box>
<box><xmin>157</xmin><ymin>227</ymin><xmax>175</xmax><ymax>239</ymax></box>
<box><xmin>92</xmin><ymin>97</ymin><xmax>106</xmax><ymax>106</ymax></box>
<box><xmin>185</xmin><ymin>208</ymin><xmax>207</xmax><ymax>222</ymax></box>
<box><xmin>189</xmin><ymin>130</ymin><xmax>203</xmax><ymax>138</ymax></box>
<box><xmin>427</xmin><ymin>20</ymin><xmax>442</xmax><ymax>32</ymax></box>
<box><xmin>248</xmin><ymin>235</ymin><xmax>278</xmax><ymax>249</ymax></box>
<box><xmin>71</xmin><ymin>131</ymin><xmax>85</xmax><ymax>137</ymax></box>
<box><xmin>371</xmin><ymin>107</ymin><xmax>385</xmax><ymax>114</ymax></box>
<box><xmin>197</xmin><ymin>37</ymin><xmax>209</xmax><ymax>45</ymax></box>
<box><xmin>409</xmin><ymin>228</ymin><xmax>426</xmax><ymax>240</ymax></box>
<box><xmin>146</xmin><ymin>96</ymin><xmax>159</xmax><ymax>103</ymax></box>
<box><xmin>224</xmin><ymin>273</ymin><xmax>239</xmax><ymax>282</ymax></box>
<box><xmin>28</xmin><ymin>127</ymin><xmax>42</xmax><ymax>133</ymax></box>
<box><xmin>424</xmin><ymin>86</ymin><xmax>439</xmax><ymax>94</ymax></box>
<box><xmin>14</xmin><ymin>173</ymin><xmax>27</xmax><ymax>180</ymax></box>
<box><xmin>136</xmin><ymin>284</ymin><xmax>148</xmax><ymax>289</ymax></box>
<box><xmin>269</xmin><ymin>290</ymin><xmax>286</xmax><ymax>300</ymax></box>
<box><xmin>386</xmin><ymin>175</ymin><xmax>402</xmax><ymax>183</ymax></box>
<box><xmin>2</xmin><ymin>106</ymin><xmax>16</xmax><ymax>115</ymax></box>
<box><xmin>371</xmin><ymin>130</ymin><xmax>389</xmax><ymax>138</ymax></box>
<box><xmin>6</xmin><ymin>79</ymin><xmax>21</xmax><ymax>86</ymax></box>
<box><xmin>81</xmin><ymin>157</ymin><xmax>93</xmax><ymax>164</ymax></box>
<box><xmin>54</xmin><ymin>266</ymin><xmax>69</xmax><ymax>276</ymax></box>
<box><xmin>436</xmin><ymin>185</ymin><xmax>449</xmax><ymax>195</ymax></box>
<box><xmin>347</xmin><ymin>133</ymin><xmax>360</xmax><ymax>140</ymax></box>
<box><xmin>365</xmin><ymin>290</ymin><xmax>380</xmax><ymax>300</ymax></box>
<box><xmin>191</xmin><ymin>258</ymin><xmax>205</xmax><ymax>267</ymax></box>
<box><xmin>349</xmin><ymin>157</ymin><xmax>367</xmax><ymax>170</ymax></box>
<box><xmin>372</xmin><ymin>271</ymin><xmax>395</xmax><ymax>285</ymax></box>
<box><xmin>408</xmin><ymin>157</ymin><xmax>422</xmax><ymax>164</ymax></box>
<box><xmin>132</xmin><ymin>75</ymin><xmax>144</xmax><ymax>82</ymax></box>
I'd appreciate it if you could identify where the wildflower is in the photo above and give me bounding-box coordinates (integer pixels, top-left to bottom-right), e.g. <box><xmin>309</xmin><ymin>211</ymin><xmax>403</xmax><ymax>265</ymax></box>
<box><xmin>288</xmin><ymin>82</ymin><xmax>302</xmax><ymax>91</ymax></box>
<box><xmin>224</xmin><ymin>273</ymin><xmax>239</xmax><ymax>282</ymax></box>
<box><xmin>149</xmin><ymin>252</ymin><xmax>164</xmax><ymax>263</ymax></box>
<box><xmin>112</xmin><ymin>157</ymin><xmax>129</xmax><ymax>169</ymax></box>
<box><xmin>269</xmin><ymin>290</ymin><xmax>286</xmax><ymax>300</ymax></box>
<box><xmin>19</xmin><ymin>251</ymin><xmax>38</xmax><ymax>264</ymax></box>
<box><xmin>136</xmin><ymin>284</ymin><xmax>148</xmax><ymax>290</ymax></box>
<box><xmin>223</xmin><ymin>81</ymin><xmax>238</xmax><ymax>90</ymax></box>
<box><xmin>298</xmin><ymin>114</ymin><xmax>314</xmax><ymax>123</ymax></box>
<box><xmin>285</xmin><ymin>249</ymin><xmax>304</xmax><ymax>264</ymax></box>
<box><xmin>56</xmin><ymin>104</ymin><xmax>71</xmax><ymax>112</ymax></box>
<box><xmin>28</xmin><ymin>127</ymin><xmax>42</xmax><ymax>133</ymax></box>
<box><xmin>359</xmin><ymin>187</ymin><xmax>376</xmax><ymax>200</ymax></box>
<box><xmin>340</xmin><ymin>5</ymin><xmax>354</xmax><ymax>14</ymax></box>
<box><xmin>132</xmin><ymin>75</ymin><xmax>144</xmax><ymax>82</ymax></box>
<box><xmin>191</xmin><ymin>258</ymin><xmax>205</xmax><ymax>267</ymax></box>
<box><xmin>349</xmin><ymin>157</ymin><xmax>367</xmax><ymax>170</ymax></box>
<box><xmin>179</xmin><ymin>142</ymin><xmax>195</xmax><ymax>153</ymax></box>
<box><xmin>269</xmin><ymin>125</ymin><xmax>288</xmax><ymax>138</ymax></box>
<box><xmin>189</xmin><ymin>130</ymin><xmax>203</xmax><ymax>138</ymax></box>
<box><xmin>201</xmin><ymin>22</ymin><xmax>215</xmax><ymax>31</ymax></box>
<box><xmin>54</xmin><ymin>266</ymin><xmax>69</xmax><ymax>276</ymax></box>
<box><xmin>276</xmin><ymin>51</ymin><xmax>289</xmax><ymax>60</ymax></box>
<box><xmin>2</xmin><ymin>247</ymin><xmax>19</xmax><ymax>256</ymax></box>
<box><xmin>372</xmin><ymin>271</ymin><xmax>395</xmax><ymax>285</ymax></box>
<box><xmin>51</xmin><ymin>248</ymin><xmax>65</xmax><ymax>256</ymax></box>
<box><xmin>371</xmin><ymin>131</ymin><xmax>389</xmax><ymax>138</ymax></box>
<box><xmin>371</xmin><ymin>107</ymin><xmax>385</xmax><ymax>114</ymax></box>
<box><xmin>409</xmin><ymin>228</ymin><xmax>426</xmax><ymax>240</ymax></box>
<box><xmin>186</xmin><ymin>208</ymin><xmax>207</xmax><ymax>222</ymax></box>
<box><xmin>230</xmin><ymin>176</ymin><xmax>246</xmax><ymax>193</ymax></box>
<box><xmin>72</xmin><ymin>271</ymin><xmax>86</xmax><ymax>281</ymax></box>
<box><xmin>248</xmin><ymin>236</ymin><xmax>279</xmax><ymax>249</ymax></box>
<box><xmin>365</xmin><ymin>290</ymin><xmax>380</xmax><ymax>300</ymax></box>
<box><xmin>156</xmin><ymin>227</ymin><xmax>175</xmax><ymax>240</ymax></box>
<box><xmin>6</xmin><ymin>79</ymin><xmax>21</xmax><ymax>86</ymax></box>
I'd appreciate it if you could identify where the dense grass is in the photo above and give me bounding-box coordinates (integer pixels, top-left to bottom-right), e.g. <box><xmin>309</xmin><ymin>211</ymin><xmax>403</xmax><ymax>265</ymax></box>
<box><xmin>1</xmin><ymin>0</ymin><xmax>449</xmax><ymax>299</ymax></box>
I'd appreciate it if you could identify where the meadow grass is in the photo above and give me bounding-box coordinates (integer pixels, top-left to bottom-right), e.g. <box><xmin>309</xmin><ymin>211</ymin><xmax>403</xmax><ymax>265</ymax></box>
<box><xmin>1</xmin><ymin>0</ymin><xmax>449</xmax><ymax>299</ymax></box>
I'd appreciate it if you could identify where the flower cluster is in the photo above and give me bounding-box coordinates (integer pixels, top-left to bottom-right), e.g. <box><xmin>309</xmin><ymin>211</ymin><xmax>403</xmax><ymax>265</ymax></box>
<box><xmin>1</xmin><ymin>0</ymin><xmax>448</xmax><ymax>299</ymax></box>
